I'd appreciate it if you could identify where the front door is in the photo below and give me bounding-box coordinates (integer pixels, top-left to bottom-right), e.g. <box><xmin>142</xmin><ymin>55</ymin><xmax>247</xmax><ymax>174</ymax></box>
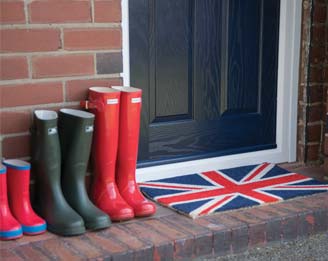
<box><xmin>129</xmin><ymin>0</ymin><xmax>280</xmax><ymax>167</ymax></box>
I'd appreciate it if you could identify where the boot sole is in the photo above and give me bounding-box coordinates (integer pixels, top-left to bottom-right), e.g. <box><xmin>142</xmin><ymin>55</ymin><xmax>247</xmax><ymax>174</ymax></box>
<box><xmin>22</xmin><ymin>223</ymin><xmax>47</xmax><ymax>235</ymax></box>
<box><xmin>47</xmin><ymin>224</ymin><xmax>86</xmax><ymax>236</ymax></box>
<box><xmin>0</xmin><ymin>228</ymin><xmax>23</xmax><ymax>240</ymax></box>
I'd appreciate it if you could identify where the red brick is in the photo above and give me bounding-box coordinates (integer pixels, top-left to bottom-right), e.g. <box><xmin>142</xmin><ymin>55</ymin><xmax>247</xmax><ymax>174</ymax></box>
<box><xmin>244</xmin><ymin>208</ymin><xmax>282</xmax><ymax>243</ymax></box>
<box><xmin>293</xmin><ymin>193</ymin><xmax>328</xmax><ymax>210</ymax></box>
<box><xmin>0</xmin><ymin>249</ymin><xmax>22</xmax><ymax>260</ymax></box>
<box><xmin>313</xmin><ymin>209</ymin><xmax>328</xmax><ymax>233</ymax></box>
<box><xmin>306</xmin><ymin>143</ymin><xmax>320</xmax><ymax>161</ymax></box>
<box><xmin>0</xmin><ymin>239</ymin><xmax>16</xmax><ymax>250</ymax></box>
<box><xmin>32</xmin><ymin>54</ymin><xmax>94</xmax><ymax>78</ymax></box>
<box><xmin>94</xmin><ymin>0</ymin><xmax>121</xmax><ymax>23</ymax></box>
<box><xmin>226</xmin><ymin>211</ymin><xmax>266</xmax><ymax>247</ymax></box>
<box><xmin>260</xmin><ymin>205</ymin><xmax>300</xmax><ymax>241</ymax></box>
<box><xmin>29</xmin><ymin>0</ymin><xmax>91</xmax><ymax>23</ymax></box>
<box><xmin>212</xmin><ymin>229</ymin><xmax>232</xmax><ymax>256</ymax></box>
<box><xmin>308</xmin><ymin>104</ymin><xmax>323</xmax><ymax>122</ymax></box>
<box><xmin>307</xmin><ymin>123</ymin><xmax>322</xmax><ymax>142</ymax></box>
<box><xmin>313</xmin><ymin>4</ymin><xmax>327</xmax><ymax>23</ymax></box>
<box><xmin>17</xmin><ymin>231</ymin><xmax>55</xmax><ymax>245</ymax></box>
<box><xmin>85</xmin><ymin>233</ymin><xmax>130</xmax><ymax>258</ymax></box>
<box><xmin>123</xmin><ymin>222</ymin><xmax>174</xmax><ymax>261</ymax></box>
<box><xmin>14</xmin><ymin>244</ymin><xmax>49</xmax><ymax>260</ymax></box>
<box><xmin>106</xmin><ymin>225</ymin><xmax>151</xmax><ymax>249</ymax></box>
<box><xmin>65</xmin><ymin>78</ymin><xmax>122</xmax><ymax>101</ymax></box>
<box><xmin>2</xmin><ymin>135</ymin><xmax>30</xmax><ymax>158</ymax></box>
<box><xmin>34</xmin><ymin>239</ymin><xmax>82</xmax><ymax>260</ymax></box>
<box><xmin>309</xmin><ymin>66</ymin><xmax>323</xmax><ymax>83</ymax></box>
<box><xmin>0</xmin><ymin>56</ymin><xmax>29</xmax><ymax>80</ymax></box>
<box><xmin>142</xmin><ymin>219</ymin><xmax>194</xmax><ymax>260</ymax></box>
<box><xmin>0</xmin><ymin>1</ymin><xmax>25</xmax><ymax>24</ymax></box>
<box><xmin>311</xmin><ymin>25</ymin><xmax>326</xmax><ymax>44</ymax></box>
<box><xmin>64</xmin><ymin>28</ymin><xmax>121</xmax><ymax>50</ymax></box>
<box><xmin>162</xmin><ymin>215</ymin><xmax>213</xmax><ymax>257</ymax></box>
<box><xmin>194</xmin><ymin>217</ymin><xmax>231</xmax><ymax>256</ymax></box>
<box><xmin>281</xmin><ymin>215</ymin><xmax>299</xmax><ymax>242</ymax></box>
<box><xmin>310</xmin><ymin>45</ymin><xmax>326</xmax><ymax>64</ymax></box>
<box><xmin>0</xmin><ymin>110</ymin><xmax>31</xmax><ymax>134</ymax></box>
<box><xmin>63</xmin><ymin>237</ymin><xmax>103</xmax><ymax>259</ymax></box>
<box><xmin>0</xmin><ymin>82</ymin><xmax>63</xmax><ymax>108</ymax></box>
<box><xmin>309</xmin><ymin>85</ymin><xmax>324</xmax><ymax>103</ymax></box>
<box><xmin>208</xmin><ymin>214</ymin><xmax>248</xmax><ymax>254</ymax></box>
<box><xmin>0</xmin><ymin>29</ymin><xmax>61</xmax><ymax>53</ymax></box>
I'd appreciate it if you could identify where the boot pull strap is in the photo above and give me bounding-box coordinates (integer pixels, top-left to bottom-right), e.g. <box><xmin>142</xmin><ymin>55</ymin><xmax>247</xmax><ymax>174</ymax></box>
<box><xmin>80</xmin><ymin>100</ymin><xmax>96</xmax><ymax>110</ymax></box>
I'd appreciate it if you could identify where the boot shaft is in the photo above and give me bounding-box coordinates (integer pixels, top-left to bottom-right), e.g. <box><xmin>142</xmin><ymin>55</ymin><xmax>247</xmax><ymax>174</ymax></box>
<box><xmin>58</xmin><ymin>109</ymin><xmax>94</xmax><ymax>176</ymax></box>
<box><xmin>31</xmin><ymin>110</ymin><xmax>62</xmax><ymax>197</ymax></box>
<box><xmin>58</xmin><ymin>109</ymin><xmax>94</xmax><ymax>202</ymax></box>
<box><xmin>2</xmin><ymin>160</ymin><xmax>30</xmax><ymax>201</ymax></box>
<box><xmin>86</xmin><ymin>87</ymin><xmax>121</xmax><ymax>181</ymax></box>
<box><xmin>112</xmin><ymin>86</ymin><xmax>142</xmax><ymax>178</ymax></box>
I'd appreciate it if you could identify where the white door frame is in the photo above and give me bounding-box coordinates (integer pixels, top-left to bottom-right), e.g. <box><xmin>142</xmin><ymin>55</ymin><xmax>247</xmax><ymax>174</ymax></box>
<box><xmin>121</xmin><ymin>0</ymin><xmax>302</xmax><ymax>182</ymax></box>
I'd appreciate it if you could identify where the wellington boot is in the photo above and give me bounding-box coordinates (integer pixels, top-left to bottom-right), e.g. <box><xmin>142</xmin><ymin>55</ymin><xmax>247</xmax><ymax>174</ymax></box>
<box><xmin>31</xmin><ymin>110</ymin><xmax>85</xmax><ymax>236</ymax></box>
<box><xmin>81</xmin><ymin>87</ymin><xmax>134</xmax><ymax>221</ymax></box>
<box><xmin>113</xmin><ymin>86</ymin><xmax>156</xmax><ymax>217</ymax></box>
<box><xmin>58</xmin><ymin>108</ymin><xmax>111</xmax><ymax>230</ymax></box>
<box><xmin>3</xmin><ymin>159</ymin><xmax>46</xmax><ymax>235</ymax></box>
<box><xmin>0</xmin><ymin>164</ymin><xmax>22</xmax><ymax>240</ymax></box>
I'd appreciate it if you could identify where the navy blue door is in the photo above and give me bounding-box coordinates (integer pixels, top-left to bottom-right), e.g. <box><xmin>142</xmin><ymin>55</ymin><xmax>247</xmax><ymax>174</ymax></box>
<box><xmin>129</xmin><ymin>0</ymin><xmax>280</xmax><ymax>167</ymax></box>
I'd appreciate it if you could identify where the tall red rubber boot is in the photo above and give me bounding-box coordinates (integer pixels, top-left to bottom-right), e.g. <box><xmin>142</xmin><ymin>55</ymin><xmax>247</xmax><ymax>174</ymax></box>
<box><xmin>3</xmin><ymin>160</ymin><xmax>46</xmax><ymax>235</ymax></box>
<box><xmin>81</xmin><ymin>87</ymin><xmax>134</xmax><ymax>221</ymax></box>
<box><xmin>112</xmin><ymin>86</ymin><xmax>156</xmax><ymax>217</ymax></box>
<box><xmin>0</xmin><ymin>164</ymin><xmax>22</xmax><ymax>240</ymax></box>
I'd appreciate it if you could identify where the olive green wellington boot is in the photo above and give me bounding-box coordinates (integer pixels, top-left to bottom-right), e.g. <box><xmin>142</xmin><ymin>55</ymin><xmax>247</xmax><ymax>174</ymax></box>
<box><xmin>58</xmin><ymin>109</ymin><xmax>111</xmax><ymax>230</ymax></box>
<box><xmin>31</xmin><ymin>110</ymin><xmax>85</xmax><ymax>236</ymax></box>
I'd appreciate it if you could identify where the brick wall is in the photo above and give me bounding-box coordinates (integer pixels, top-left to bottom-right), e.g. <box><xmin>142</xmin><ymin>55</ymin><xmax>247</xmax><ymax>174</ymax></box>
<box><xmin>297</xmin><ymin>0</ymin><xmax>328</xmax><ymax>166</ymax></box>
<box><xmin>0</xmin><ymin>0</ymin><xmax>123</xmax><ymax>160</ymax></box>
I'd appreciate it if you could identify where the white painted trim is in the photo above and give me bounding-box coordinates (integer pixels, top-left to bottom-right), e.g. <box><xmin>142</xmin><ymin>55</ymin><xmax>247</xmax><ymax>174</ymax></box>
<box><xmin>121</xmin><ymin>0</ymin><xmax>302</xmax><ymax>182</ymax></box>
<box><xmin>121</xmin><ymin>0</ymin><xmax>130</xmax><ymax>86</ymax></box>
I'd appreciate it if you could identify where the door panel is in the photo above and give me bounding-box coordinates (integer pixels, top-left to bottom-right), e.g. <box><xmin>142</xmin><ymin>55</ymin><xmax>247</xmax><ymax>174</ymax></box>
<box><xmin>129</xmin><ymin>0</ymin><xmax>280</xmax><ymax>167</ymax></box>
<box><xmin>154</xmin><ymin>0</ymin><xmax>191</xmax><ymax>120</ymax></box>
<box><xmin>227</xmin><ymin>0</ymin><xmax>261</xmax><ymax>113</ymax></box>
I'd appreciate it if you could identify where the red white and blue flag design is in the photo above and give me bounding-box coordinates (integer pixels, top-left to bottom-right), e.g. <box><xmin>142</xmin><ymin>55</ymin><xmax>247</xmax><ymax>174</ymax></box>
<box><xmin>139</xmin><ymin>163</ymin><xmax>328</xmax><ymax>218</ymax></box>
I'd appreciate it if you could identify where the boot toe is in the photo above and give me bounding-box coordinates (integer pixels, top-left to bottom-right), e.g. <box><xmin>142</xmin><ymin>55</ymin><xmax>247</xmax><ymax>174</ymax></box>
<box><xmin>0</xmin><ymin>226</ymin><xmax>23</xmax><ymax>240</ymax></box>
<box><xmin>21</xmin><ymin>214</ymin><xmax>47</xmax><ymax>235</ymax></box>
<box><xmin>110</xmin><ymin>206</ymin><xmax>134</xmax><ymax>222</ymax></box>
<box><xmin>134</xmin><ymin>201</ymin><xmax>156</xmax><ymax>217</ymax></box>
<box><xmin>22</xmin><ymin>222</ymin><xmax>47</xmax><ymax>235</ymax></box>
<box><xmin>47</xmin><ymin>218</ymin><xmax>85</xmax><ymax>236</ymax></box>
<box><xmin>84</xmin><ymin>213</ymin><xmax>111</xmax><ymax>231</ymax></box>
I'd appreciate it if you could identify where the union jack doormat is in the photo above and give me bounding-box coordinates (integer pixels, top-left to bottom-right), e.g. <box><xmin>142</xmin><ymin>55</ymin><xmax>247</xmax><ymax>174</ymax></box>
<box><xmin>139</xmin><ymin>163</ymin><xmax>328</xmax><ymax>218</ymax></box>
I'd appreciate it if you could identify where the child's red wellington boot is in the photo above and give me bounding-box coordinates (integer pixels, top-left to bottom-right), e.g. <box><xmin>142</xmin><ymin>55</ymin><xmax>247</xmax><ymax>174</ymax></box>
<box><xmin>3</xmin><ymin>160</ymin><xmax>46</xmax><ymax>235</ymax></box>
<box><xmin>0</xmin><ymin>164</ymin><xmax>22</xmax><ymax>240</ymax></box>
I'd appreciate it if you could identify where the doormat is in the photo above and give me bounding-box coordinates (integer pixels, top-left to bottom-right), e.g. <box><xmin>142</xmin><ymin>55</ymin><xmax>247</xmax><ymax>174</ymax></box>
<box><xmin>139</xmin><ymin>163</ymin><xmax>328</xmax><ymax>218</ymax></box>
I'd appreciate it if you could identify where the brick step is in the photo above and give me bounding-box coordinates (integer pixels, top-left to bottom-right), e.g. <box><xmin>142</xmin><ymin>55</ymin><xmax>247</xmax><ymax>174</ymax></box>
<box><xmin>1</xmin><ymin>192</ymin><xmax>327</xmax><ymax>260</ymax></box>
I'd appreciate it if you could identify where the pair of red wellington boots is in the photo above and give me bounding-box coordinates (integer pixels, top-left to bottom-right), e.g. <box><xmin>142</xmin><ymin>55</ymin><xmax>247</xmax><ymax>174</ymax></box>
<box><xmin>0</xmin><ymin>160</ymin><xmax>46</xmax><ymax>240</ymax></box>
<box><xmin>82</xmin><ymin>86</ymin><xmax>156</xmax><ymax>221</ymax></box>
